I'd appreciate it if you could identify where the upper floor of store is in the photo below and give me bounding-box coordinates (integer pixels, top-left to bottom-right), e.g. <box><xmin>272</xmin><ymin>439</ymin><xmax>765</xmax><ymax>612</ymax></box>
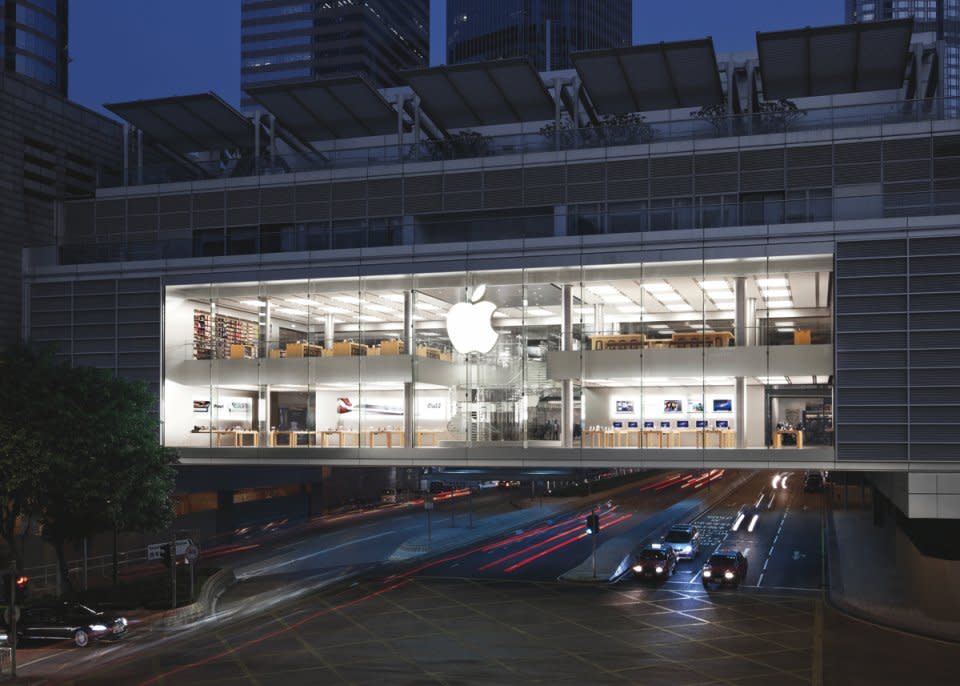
<box><xmin>38</xmin><ymin>19</ymin><xmax>960</xmax><ymax>268</ymax></box>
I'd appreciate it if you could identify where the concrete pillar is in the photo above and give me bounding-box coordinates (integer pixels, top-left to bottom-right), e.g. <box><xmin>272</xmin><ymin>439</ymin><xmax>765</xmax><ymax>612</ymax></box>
<box><xmin>215</xmin><ymin>490</ymin><xmax>235</xmax><ymax>536</ymax></box>
<box><xmin>561</xmin><ymin>284</ymin><xmax>574</xmax><ymax>448</ymax></box>
<box><xmin>324</xmin><ymin>313</ymin><xmax>335</xmax><ymax>350</ymax></box>
<box><xmin>746</xmin><ymin>297</ymin><xmax>757</xmax><ymax>346</ymax></box>
<box><xmin>403</xmin><ymin>290</ymin><xmax>416</xmax><ymax>448</ymax></box>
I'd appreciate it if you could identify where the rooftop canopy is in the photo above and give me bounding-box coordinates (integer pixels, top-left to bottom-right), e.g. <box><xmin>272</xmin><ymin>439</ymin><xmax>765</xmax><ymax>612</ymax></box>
<box><xmin>757</xmin><ymin>19</ymin><xmax>913</xmax><ymax>99</ymax></box>
<box><xmin>105</xmin><ymin>93</ymin><xmax>254</xmax><ymax>154</ymax></box>
<box><xmin>401</xmin><ymin>58</ymin><xmax>555</xmax><ymax>130</ymax></box>
<box><xmin>243</xmin><ymin>75</ymin><xmax>398</xmax><ymax>141</ymax></box>
<box><xmin>572</xmin><ymin>38</ymin><xmax>724</xmax><ymax>115</ymax></box>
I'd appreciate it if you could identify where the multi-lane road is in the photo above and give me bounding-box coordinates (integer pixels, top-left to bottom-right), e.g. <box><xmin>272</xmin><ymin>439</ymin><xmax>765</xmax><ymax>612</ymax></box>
<box><xmin>12</xmin><ymin>471</ymin><xmax>960</xmax><ymax>685</ymax></box>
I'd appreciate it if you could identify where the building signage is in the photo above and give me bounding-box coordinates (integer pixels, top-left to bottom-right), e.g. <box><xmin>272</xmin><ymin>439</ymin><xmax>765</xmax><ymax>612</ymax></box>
<box><xmin>446</xmin><ymin>284</ymin><xmax>499</xmax><ymax>354</ymax></box>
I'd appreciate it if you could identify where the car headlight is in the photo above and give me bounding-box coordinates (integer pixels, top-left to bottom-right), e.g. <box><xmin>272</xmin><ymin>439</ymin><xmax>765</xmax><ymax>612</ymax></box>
<box><xmin>633</xmin><ymin>564</ymin><xmax>643</xmax><ymax>573</ymax></box>
<box><xmin>119</xmin><ymin>618</ymin><xmax>128</xmax><ymax>627</ymax></box>
<box><xmin>724</xmin><ymin>571</ymin><xmax>734</xmax><ymax>580</ymax></box>
<box><xmin>684</xmin><ymin>545</ymin><xmax>692</xmax><ymax>553</ymax></box>
<box><xmin>655</xmin><ymin>566</ymin><xmax>664</xmax><ymax>574</ymax></box>
<box><xmin>0</xmin><ymin>632</ymin><xmax>8</xmax><ymax>643</ymax></box>
<box><xmin>90</xmin><ymin>624</ymin><xmax>108</xmax><ymax>632</ymax></box>
<box><xmin>703</xmin><ymin>570</ymin><xmax>712</xmax><ymax>578</ymax></box>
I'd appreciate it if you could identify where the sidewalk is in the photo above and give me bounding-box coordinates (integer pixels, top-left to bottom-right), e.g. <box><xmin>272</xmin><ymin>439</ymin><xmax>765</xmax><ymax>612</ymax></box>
<box><xmin>827</xmin><ymin>497</ymin><xmax>960</xmax><ymax>642</ymax></box>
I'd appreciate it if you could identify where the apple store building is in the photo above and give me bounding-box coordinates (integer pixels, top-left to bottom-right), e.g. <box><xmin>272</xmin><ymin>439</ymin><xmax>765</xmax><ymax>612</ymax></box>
<box><xmin>163</xmin><ymin>253</ymin><xmax>833</xmax><ymax>461</ymax></box>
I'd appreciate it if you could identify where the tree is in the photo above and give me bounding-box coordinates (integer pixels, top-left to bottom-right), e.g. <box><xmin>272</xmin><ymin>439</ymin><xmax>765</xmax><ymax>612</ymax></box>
<box><xmin>0</xmin><ymin>346</ymin><xmax>177</xmax><ymax>590</ymax></box>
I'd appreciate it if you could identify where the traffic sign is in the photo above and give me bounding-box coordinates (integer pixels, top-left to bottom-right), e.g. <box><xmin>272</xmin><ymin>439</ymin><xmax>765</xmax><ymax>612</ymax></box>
<box><xmin>184</xmin><ymin>544</ymin><xmax>199</xmax><ymax>564</ymax></box>
<box><xmin>148</xmin><ymin>538</ymin><xmax>193</xmax><ymax>561</ymax></box>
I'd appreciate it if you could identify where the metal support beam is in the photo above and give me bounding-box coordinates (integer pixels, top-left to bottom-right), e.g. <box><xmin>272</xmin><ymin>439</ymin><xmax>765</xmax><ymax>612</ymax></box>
<box><xmin>324</xmin><ymin>313</ymin><xmax>335</xmax><ymax>350</ymax></box>
<box><xmin>734</xmin><ymin>276</ymin><xmax>747</xmax><ymax>345</ymax></box>
<box><xmin>136</xmin><ymin>128</ymin><xmax>143</xmax><ymax>185</ymax></box>
<box><xmin>403</xmin><ymin>290</ymin><xmax>416</xmax><ymax>448</ymax></box>
<box><xmin>269</xmin><ymin>113</ymin><xmax>277</xmax><ymax>167</ymax></box>
<box><xmin>253</xmin><ymin>109</ymin><xmax>261</xmax><ymax>174</ymax></box>
<box><xmin>122</xmin><ymin>123</ymin><xmax>129</xmax><ymax>187</ymax></box>
<box><xmin>561</xmin><ymin>284</ymin><xmax>574</xmax><ymax>448</ymax></box>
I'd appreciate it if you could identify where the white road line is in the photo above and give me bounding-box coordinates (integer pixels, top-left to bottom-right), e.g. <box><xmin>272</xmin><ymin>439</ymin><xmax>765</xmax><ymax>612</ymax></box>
<box><xmin>763</xmin><ymin>559</ymin><xmax>769</xmax><ymax>570</ymax></box>
<box><xmin>757</xmin><ymin>572</ymin><xmax>764</xmax><ymax>586</ymax></box>
<box><xmin>689</xmin><ymin>569</ymin><xmax>703</xmax><ymax>584</ymax></box>
<box><xmin>236</xmin><ymin>530</ymin><xmax>396</xmax><ymax>578</ymax></box>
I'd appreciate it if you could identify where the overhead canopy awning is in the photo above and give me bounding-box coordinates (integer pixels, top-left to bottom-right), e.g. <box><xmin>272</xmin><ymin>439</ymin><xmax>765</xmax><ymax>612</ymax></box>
<box><xmin>758</xmin><ymin>19</ymin><xmax>913</xmax><ymax>99</ymax></box>
<box><xmin>105</xmin><ymin>93</ymin><xmax>254</xmax><ymax>154</ymax></box>
<box><xmin>244</xmin><ymin>75</ymin><xmax>398</xmax><ymax>141</ymax></box>
<box><xmin>572</xmin><ymin>39</ymin><xmax>723</xmax><ymax>115</ymax></box>
<box><xmin>401</xmin><ymin>59</ymin><xmax>555</xmax><ymax>130</ymax></box>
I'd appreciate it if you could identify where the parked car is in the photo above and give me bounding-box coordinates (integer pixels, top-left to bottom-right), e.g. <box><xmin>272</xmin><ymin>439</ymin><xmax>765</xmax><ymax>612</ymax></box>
<box><xmin>702</xmin><ymin>549</ymin><xmax>749</xmax><ymax>590</ymax></box>
<box><xmin>662</xmin><ymin>524</ymin><xmax>700</xmax><ymax>559</ymax></box>
<box><xmin>631</xmin><ymin>543</ymin><xmax>678</xmax><ymax>582</ymax></box>
<box><xmin>17</xmin><ymin>602</ymin><xmax>127</xmax><ymax>647</ymax></box>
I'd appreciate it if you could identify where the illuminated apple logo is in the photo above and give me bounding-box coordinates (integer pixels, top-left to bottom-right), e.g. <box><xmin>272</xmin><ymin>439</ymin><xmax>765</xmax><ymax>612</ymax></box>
<box><xmin>446</xmin><ymin>284</ymin><xmax>499</xmax><ymax>355</ymax></box>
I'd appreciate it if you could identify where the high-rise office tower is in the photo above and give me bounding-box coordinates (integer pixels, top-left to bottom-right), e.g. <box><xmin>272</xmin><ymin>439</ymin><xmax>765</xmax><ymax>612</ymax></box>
<box><xmin>0</xmin><ymin>0</ymin><xmax>68</xmax><ymax>95</ymax></box>
<box><xmin>446</xmin><ymin>0</ymin><xmax>631</xmax><ymax>71</ymax></box>
<box><xmin>846</xmin><ymin>0</ymin><xmax>959</xmax><ymax>98</ymax></box>
<box><xmin>241</xmin><ymin>0</ymin><xmax>428</xmax><ymax>109</ymax></box>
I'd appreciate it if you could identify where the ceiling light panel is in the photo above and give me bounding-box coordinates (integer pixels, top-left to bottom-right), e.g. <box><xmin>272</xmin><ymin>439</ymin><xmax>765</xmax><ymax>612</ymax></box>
<box><xmin>642</xmin><ymin>282</ymin><xmax>674</xmax><ymax>293</ymax></box>
<box><xmin>757</xmin><ymin>277</ymin><xmax>788</xmax><ymax>287</ymax></box>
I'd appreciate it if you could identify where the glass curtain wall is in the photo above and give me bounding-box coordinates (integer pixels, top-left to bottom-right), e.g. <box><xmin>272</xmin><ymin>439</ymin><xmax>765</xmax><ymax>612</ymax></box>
<box><xmin>164</xmin><ymin>255</ymin><xmax>833</xmax><ymax>452</ymax></box>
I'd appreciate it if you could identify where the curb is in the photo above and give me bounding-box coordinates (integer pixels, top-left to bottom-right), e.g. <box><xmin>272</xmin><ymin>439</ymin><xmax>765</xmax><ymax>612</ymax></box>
<box><xmin>157</xmin><ymin>568</ymin><xmax>237</xmax><ymax>628</ymax></box>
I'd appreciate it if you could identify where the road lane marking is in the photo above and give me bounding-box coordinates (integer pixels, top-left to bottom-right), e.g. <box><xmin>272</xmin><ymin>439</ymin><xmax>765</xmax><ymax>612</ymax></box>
<box><xmin>237</xmin><ymin>530</ymin><xmax>396</xmax><ymax>578</ymax></box>
<box><xmin>757</xmin><ymin>572</ymin><xmax>764</xmax><ymax>586</ymax></box>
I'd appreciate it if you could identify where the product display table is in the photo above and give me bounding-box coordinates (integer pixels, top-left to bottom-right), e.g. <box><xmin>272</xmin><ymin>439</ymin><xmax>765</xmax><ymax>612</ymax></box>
<box><xmin>367</xmin><ymin>429</ymin><xmax>404</xmax><ymax>448</ymax></box>
<box><xmin>270</xmin><ymin>430</ymin><xmax>313</xmax><ymax>447</ymax></box>
<box><xmin>317</xmin><ymin>430</ymin><xmax>361</xmax><ymax>447</ymax></box>
<box><xmin>773</xmin><ymin>429</ymin><xmax>804</xmax><ymax>448</ymax></box>
<box><xmin>695</xmin><ymin>429</ymin><xmax>735</xmax><ymax>448</ymax></box>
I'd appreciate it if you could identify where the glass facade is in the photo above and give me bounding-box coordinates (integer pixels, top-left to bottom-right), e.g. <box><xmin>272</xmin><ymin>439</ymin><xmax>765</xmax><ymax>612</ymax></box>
<box><xmin>164</xmin><ymin>257</ymin><xmax>834</xmax><ymax>453</ymax></box>
<box><xmin>1</xmin><ymin>0</ymin><xmax>66</xmax><ymax>94</ymax></box>
<box><xmin>240</xmin><ymin>0</ymin><xmax>428</xmax><ymax>110</ymax></box>
<box><xmin>446</xmin><ymin>0</ymin><xmax>632</xmax><ymax>71</ymax></box>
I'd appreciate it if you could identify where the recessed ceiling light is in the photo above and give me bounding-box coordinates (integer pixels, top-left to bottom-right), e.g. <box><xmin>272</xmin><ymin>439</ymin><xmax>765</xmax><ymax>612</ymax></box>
<box><xmin>526</xmin><ymin>307</ymin><xmax>553</xmax><ymax>316</ymax></box>
<box><xmin>586</xmin><ymin>285</ymin><xmax>619</xmax><ymax>295</ymax></box>
<box><xmin>241</xmin><ymin>299</ymin><xmax>266</xmax><ymax>307</ymax></box>
<box><xmin>775</xmin><ymin>321</ymin><xmax>795</xmax><ymax>327</ymax></box>
<box><xmin>364</xmin><ymin>303</ymin><xmax>394</xmax><ymax>313</ymax></box>
<box><xmin>777</xmin><ymin>327</ymin><xmax>795</xmax><ymax>332</ymax></box>
<box><xmin>649</xmin><ymin>324</ymin><xmax>670</xmax><ymax>329</ymax></box>
<box><xmin>602</xmin><ymin>294</ymin><xmax>631</xmax><ymax>304</ymax></box>
<box><xmin>333</xmin><ymin>295</ymin><xmax>362</xmax><ymax>304</ymax></box>
<box><xmin>381</xmin><ymin>294</ymin><xmax>406</xmax><ymax>302</ymax></box>
<box><xmin>276</xmin><ymin>307</ymin><xmax>306</xmax><ymax>316</ymax></box>
<box><xmin>287</xmin><ymin>297</ymin><xmax>315</xmax><ymax>306</ymax></box>
<box><xmin>617</xmin><ymin>305</ymin><xmax>644</xmax><ymax>313</ymax></box>
<box><xmin>655</xmin><ymin>293</ymin><xmax>683</xmax><ymax>302</ymax></box>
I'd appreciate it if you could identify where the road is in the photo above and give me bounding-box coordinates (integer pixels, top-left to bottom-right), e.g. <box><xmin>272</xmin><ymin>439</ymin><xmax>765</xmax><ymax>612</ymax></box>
<box><xmin>11</xmin><ymin>471</ymin><xmax>960</xmax><ymax>685</ymax></box>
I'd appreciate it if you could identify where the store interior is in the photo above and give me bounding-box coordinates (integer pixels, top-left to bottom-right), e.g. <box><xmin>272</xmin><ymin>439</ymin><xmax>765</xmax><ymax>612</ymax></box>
<box><xmin>163</xmin><ymin>255</ymin><xmax>834</xmax><ymax>450</ymax></box>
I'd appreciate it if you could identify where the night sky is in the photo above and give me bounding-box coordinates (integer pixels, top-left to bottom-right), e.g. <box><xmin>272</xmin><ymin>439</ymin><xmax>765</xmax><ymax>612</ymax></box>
<box><xmin>68</xmin><ymin>0</ymin><xmax>841</xmax><ymax>117</ymax></box>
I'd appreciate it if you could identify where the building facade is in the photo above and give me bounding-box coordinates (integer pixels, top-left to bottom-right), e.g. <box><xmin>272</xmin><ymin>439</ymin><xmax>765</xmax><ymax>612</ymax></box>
<box><xmin>0</xmin><ymin>0</ymin><xmax>68</xmax><ymax>95</ymax></box>
<box><xmin>846</xmin><ymin>0</ymin><xmax>960</xmax><ymax>99</ymax></box>
<box><xmin>22</xmin><ymin>21</ymin><xmax>960</xmax><ymax>520</ymax></box>
<box><xmin>240</xmin><ymin>0</ymin><xmax>428</xmax><ymax>110</ymax></box>
<box><xmin>446</xmin><ymin>0</ymin><xmax>631</xmax><ymax>70</ymax></box>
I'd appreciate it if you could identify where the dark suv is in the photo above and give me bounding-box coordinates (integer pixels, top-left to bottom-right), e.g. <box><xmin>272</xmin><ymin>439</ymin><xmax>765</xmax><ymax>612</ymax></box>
<box><xmin>702</xmin><ymin>549</ymin><xmax>748</xmax><ymax>589</ymax></box>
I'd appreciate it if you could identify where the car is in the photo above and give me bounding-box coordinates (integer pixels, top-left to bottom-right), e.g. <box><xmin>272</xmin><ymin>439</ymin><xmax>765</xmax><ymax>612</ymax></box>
<box><xmin>804</xmin><ymin>471</ymin><xmax>824</xmax><ymax>493</ymax></box>
<box><xmin>731</xmin><ymin>505</ymin><xmax>761</xmax><ymax>533</ymax></box>
<box><xmin>17</xmin><ymin>602</ymin><xmax>127</xmax><ymax>647</ymax></box>
<box><xmin>381</xmin><ymin>488</ymin><xmax>399</xmax><ymax>504</ymax></box>
<box><xmin>631</xmin><ymin>543</ymin><xmax>678</xmax><ymax>582</ymax></box>
<box><xmin>701</xmin><ymin>549</ymin><xmax>749</xmax><ymax>589</ymax></box>
<box><xmin>662</xmin><ymin>524</ymin><xmax>700</xmax><ymax>559</ymax></box>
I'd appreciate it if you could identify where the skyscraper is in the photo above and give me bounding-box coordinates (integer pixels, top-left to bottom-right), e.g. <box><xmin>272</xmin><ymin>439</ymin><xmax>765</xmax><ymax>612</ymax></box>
<box><xmin>0</xmin><ymin>0</ymin><xmax>68</xmax><ymax>95</ymax></box>
<box><xmin>446</xmin><ymin>0</ymin><xmax>631</xmax><ymax>71</ymax></box>
<box><xmin>241</xmin><ymin>0</ymin><xmax>428</xmax><ymax>110</ymax></box>
<box><xmin>846</xmin><ymin>0</ymin><xmax>959</xmax><ymax>98</ymax></box>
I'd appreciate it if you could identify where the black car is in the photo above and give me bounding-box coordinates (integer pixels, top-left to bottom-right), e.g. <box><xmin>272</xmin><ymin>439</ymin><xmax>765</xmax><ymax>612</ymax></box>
<box><xmin>702</xmin><ymin>549</ymin><xmax>748</xmax><ymax>589</ymax></box>
<box><xmin>18</xmin><ymin>602</ymin><xmax>127</xmax><ymax>647</ymax></box>
<box><xmin>804</xmin><ymin>471</ymin><xmax>824</xmax><ymax>493</ymax></box>
<box><xmin>631</xmin><ymin>544</ymin><xmax>678</xmax><ymax>582</ymax></box>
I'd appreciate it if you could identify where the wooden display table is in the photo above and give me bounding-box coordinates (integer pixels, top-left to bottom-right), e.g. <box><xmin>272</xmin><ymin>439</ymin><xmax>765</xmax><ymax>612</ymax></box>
<box><xmin>316</xmin><ymin>430</ymin><xmax>361</xmax><ymax>447</ymax></box>
<box><xmin>270</xmin><ymin>430</ymin><xmax>313</xmax><ymax>447</ymax></box>
<box><xmin>773</xmin><ymin>429</ymin><xmax>804</xmax><ymax>448</ymax></box>
<box><xmin>379</xmin><ymin>339</ymin><xmax>405</xmax><ymax>355</ymax></box>
<box><xmin>416</xmin><ymin>431</ymin><xmax>440</xmax><ymax>447</ymax></box>
<box><xmin>333</xmin><ymin>341</ymin><xmax>368</xmax><ymax>356</ymax></box>
<box><xmin>285</xmin><ymin>342</ymin><xmax>328</xmax><ymax>358</ymax></box>
<box><xmin>589</xmin><ymin>334</ymin><xmax>646</xmax><ymax>351</ymax></box>
<box><xmin>696</xmin><ymin>429</ymin><xmax>735</xmax><ymax>448</ymax></box>
<box><xmin>367</xmin><ymin>429</ymin><xmax>404</xmax><ymax>448</ymax></box>
<box><xmin>670</xmin><ymin>331</ymin><xmax>734</xmax><ymax>348</ymax></box>
<box><xmin>198</xmin><ymin>429</ymin><xmax>259</xmax><ymax>447</ymax></box>
<box><xmin>229</xmin><ymin>344</ymin><xmax>257</xmax><ymax>359</ymax></box>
